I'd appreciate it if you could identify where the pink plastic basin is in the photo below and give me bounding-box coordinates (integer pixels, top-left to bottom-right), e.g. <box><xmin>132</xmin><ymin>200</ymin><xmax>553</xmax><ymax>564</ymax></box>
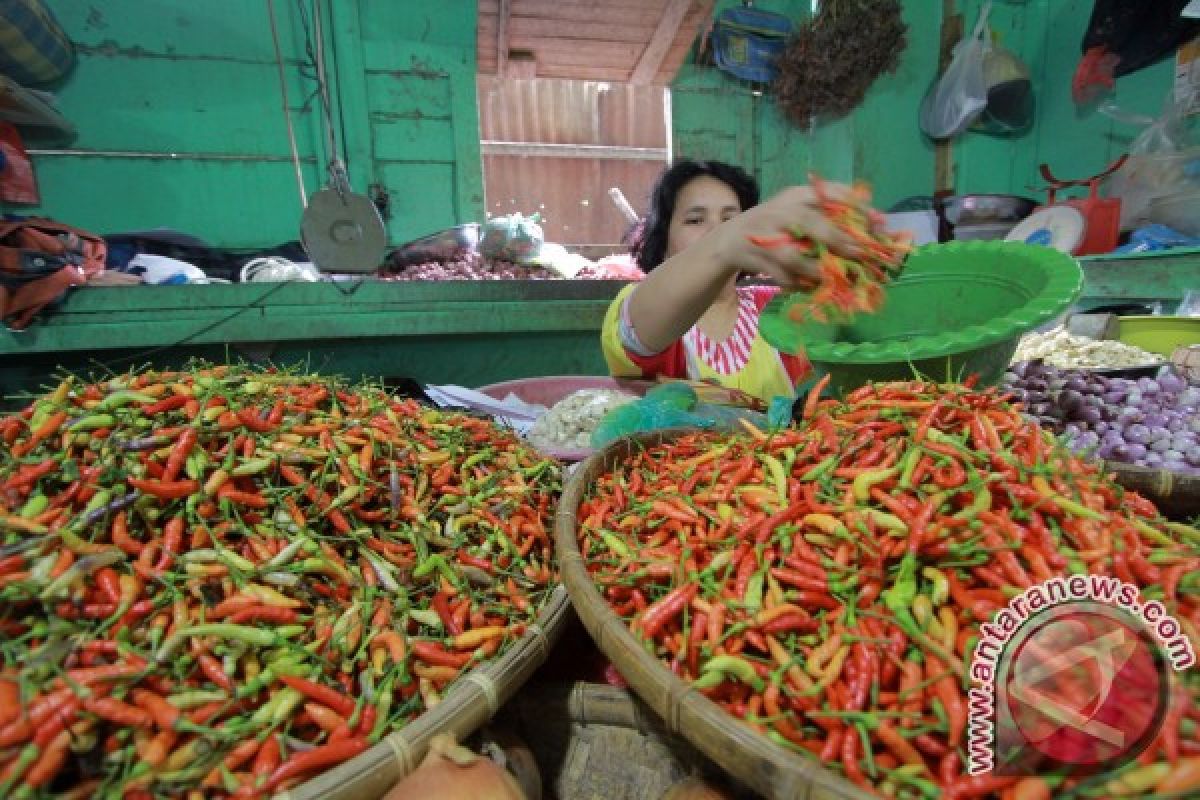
<box><xmin>475</xmin><ymin>376</ymin><xmax>651</xmax><ymax>461</ymax></box>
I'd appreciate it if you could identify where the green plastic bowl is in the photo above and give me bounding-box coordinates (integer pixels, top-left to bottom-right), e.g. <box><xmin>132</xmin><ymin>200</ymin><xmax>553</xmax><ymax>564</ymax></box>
<box><xmin>1115</xmin><ymin>316</ymin><xmax>1200</xmax><ymax>357</ymax></box>
<box><xmin>761</xmin><ymin>241</ymin><xmax>1083</xmax><ymax>396</ymax></box>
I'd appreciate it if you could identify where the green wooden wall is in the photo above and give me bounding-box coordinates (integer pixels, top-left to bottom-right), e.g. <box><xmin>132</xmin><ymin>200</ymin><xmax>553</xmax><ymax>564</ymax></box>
<box><xmin>7</xmin><ymin>1</ymin><xmax>1179</xmax><ymax>248</ymax></box>
<box><xmin>952</xmin><ymin>0</ymin><xmax>1177</xmax><ymax>199</ymax></box>
<box><xmin>11</xmin><ymin>1</ymin><xmax>483</xmax><ymax>248</ymax></box>
<box><xmin>671</xmin><ymin>0</ymin><xmax>941</xmax><ymax>208</ymax></box>
<box><xmin>672</xmin><ymin>0</ymin><xmax>1178</xmax><ymax>210</ymax></box>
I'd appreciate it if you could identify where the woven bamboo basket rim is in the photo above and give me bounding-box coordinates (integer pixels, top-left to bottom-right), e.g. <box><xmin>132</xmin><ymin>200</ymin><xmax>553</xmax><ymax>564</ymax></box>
<box><xmin>555</xmin><ymin>429</ymin><xmax>874</xmax><ymax>800</ymax></box>
<box><xmin>1100</xmin><ymin>459</ymin><xmax>1200</xmax><ymax>519</ymax></box>
<box><xmin>275</xmin><ymin>583</ymin><xmax>572</xmax><ymax>800</ymax></box>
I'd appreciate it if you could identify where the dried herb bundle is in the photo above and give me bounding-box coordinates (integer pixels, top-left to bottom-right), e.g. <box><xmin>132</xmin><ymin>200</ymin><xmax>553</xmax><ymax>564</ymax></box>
<box><xmin>772</xmin><ymin>0</ymin><xmax>909</xmax><ymax>125</ymax></box>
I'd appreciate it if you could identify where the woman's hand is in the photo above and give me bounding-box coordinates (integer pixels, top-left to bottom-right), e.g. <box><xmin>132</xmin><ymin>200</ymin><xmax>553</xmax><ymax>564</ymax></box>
<box><xmin>710</xmin><ymin>183</ymin><xmax>877</xmax><ymax>288</ymax></box>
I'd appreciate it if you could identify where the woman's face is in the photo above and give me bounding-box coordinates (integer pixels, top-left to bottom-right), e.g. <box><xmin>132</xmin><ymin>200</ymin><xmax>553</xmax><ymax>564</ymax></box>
<box><xmin>665</xmin><ymin>175</ymin><xmax>742</xmax><ymax>259</ymax></box>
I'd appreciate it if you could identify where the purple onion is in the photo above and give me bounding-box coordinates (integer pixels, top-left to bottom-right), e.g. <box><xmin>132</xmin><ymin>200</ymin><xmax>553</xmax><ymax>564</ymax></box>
<box><xmin>1125</xmin><ymin>424</ymin><xmax>1152</xmax><ymax>444</ymax></box>
<box><xmin>1159</xmin><ymin>372</ymin><xmax>1186</xmax><ymax>393</ymax></box>
<box><xmin>1186</xmin><ymin>447</ymin><xmax>1200</xmax><ymax>467</ymax></box>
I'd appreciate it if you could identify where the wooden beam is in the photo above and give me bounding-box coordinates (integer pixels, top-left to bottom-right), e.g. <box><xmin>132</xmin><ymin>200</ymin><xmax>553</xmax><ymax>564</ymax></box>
<box><xmin>631</xmin><ymin>0</ymin><xmax>693</xmax><ymax>84</ymax></box>
<box><xmin>496</xmin><ymin>0</ymin><xmax>511</xmax><ymax>76</ymax></box>
<box><xmin>934</xmin><ymin>0</ymin><xmax>961</xmax><ymax>197</ymax></box>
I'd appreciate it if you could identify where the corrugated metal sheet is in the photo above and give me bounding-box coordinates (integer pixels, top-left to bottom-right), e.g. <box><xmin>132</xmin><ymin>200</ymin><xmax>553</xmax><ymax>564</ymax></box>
<box><xmin>477</xmin><ymin>77</ymin><xmax>666</xmax><ymax>147</ymax></box>
<box><xmin>478</xmin><ymin>77</ymin><xmax>668</xmax><ymax>246</ymax></box>
<box><xmin>483</xmin><ymin>155</ymin><xmax>663</xmax><ymax>245</ymax></box>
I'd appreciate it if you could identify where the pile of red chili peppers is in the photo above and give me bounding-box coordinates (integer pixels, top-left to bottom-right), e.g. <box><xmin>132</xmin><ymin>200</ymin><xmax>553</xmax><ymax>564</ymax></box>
<box><xmin>753</xmin><ymin>177</ymin><xmax>912</xmax><ymax>326</ymax></box>
<box><xmin>0</xmin><ymin>364</ymin><xmax>559</xmax><ymax>798</ymax></box>
<box><xmin>577</xmin><ymin>378</ymin><xmax>1200</xmax><ymax>799</ymax></box>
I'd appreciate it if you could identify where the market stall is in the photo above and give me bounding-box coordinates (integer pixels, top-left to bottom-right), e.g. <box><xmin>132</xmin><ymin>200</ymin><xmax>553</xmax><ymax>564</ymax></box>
<box><xmin>2</xmin><ymin>0</ymin><xmax>1200</xmax><ymax>799</ymax></box>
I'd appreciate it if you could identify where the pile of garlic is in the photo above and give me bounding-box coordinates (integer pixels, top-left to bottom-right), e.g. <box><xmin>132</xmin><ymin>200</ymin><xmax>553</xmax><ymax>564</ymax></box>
<box><xmin>1012</xmin><ymin>326</ymin><xmax>1162</xmax><ymax>370</ymax></box>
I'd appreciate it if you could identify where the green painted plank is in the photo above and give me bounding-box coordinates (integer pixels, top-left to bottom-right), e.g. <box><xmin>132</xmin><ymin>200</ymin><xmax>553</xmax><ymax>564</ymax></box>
<box><xmin>844</xmin><ymin>0</ymin><xmax>942</xmax><ymax>207</ymax></box>
<box><xmin>366</xmin><ymin>74</ymin><xmax>452</xmax><ymax>120</ymax></box>
<box><xmin>361</xmin><ymin>41</ymin><xmax>467</xmax><ymax>75</ymax></box>
<box><xmin>359</xmin><ymin>1</ymin><xmax>479</xmax><ymax>49</ymax></box>
<box><xmin>0</xmin><ymin>329</ymin><xmax>609</xmax><ymax>405</ymax></box>
<box><xmin>953</xmin><ymin>0</ymin><xmax>1176</xmax><ymax>198</ymax></box>
<box><xmin>19</xmin><ymin>158</ymin><xmax>318</xmax><ymax>246</ymax></box>
<box><xmin>372</xmin><ymin>121</ymin><xmax>456</xmax><ymax>165</ymax></box>
<box><xmin>377</xmin><ymin>162</ymin><xmax>458</xmax><ymax>240</ymax></box>
<box><xmin>1080</xmin><ymin>251</ymin><xmax>1200</xmax><ymax>301</ymax></box>
<box><xmin>53</xmin><ymin>0</ymin><xmax>306</xmax><ymax>60</ymax></box>
<box><xmin>0</xmin><ymin>301</ymin><xmax>611</xmax><ymax>354</ymax></box>
<box><xmin>449</xmin><ymin>67</ymin><xmax>485</xmax><ymax>224</ymax></box>
<box><xmin>18</xmin><ymin>281</ymin><xmax>624</xmax><ymax>315</ymax></box>
<box><xmin>39</xmin><ymin>55</ymin><xmax>318</xmax><ymax>155</ymax></box>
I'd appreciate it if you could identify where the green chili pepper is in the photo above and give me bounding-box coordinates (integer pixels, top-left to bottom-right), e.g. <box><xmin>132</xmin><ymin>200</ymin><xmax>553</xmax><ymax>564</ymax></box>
<box><xmin>412</xmin><ymin>554</ymin><xmax>457</xmax><ymax>586</ymax></box>
<box><xmin>921</xmin><ymin>566</ymin><xmax>949</xmax><ymax>606</ymax></box>
<box><xmin>761</xmin><ymin>454</ymin><xmax>789</xmax><ymax>507</ymax></box>
<box><xmin>97</xmin><ymin>390</ymin><xmax>159</xmax><ymax>411</ymax></box>
<box><xmin>744</xmin><ymin>571</ymin><xmax>765</xmax><ymax>612</ymax></box>
<box><xmin>898</xmin><ymin>447</ymin><xmax>920</xmax><ymax>489</ymax></box>
<box><xmin>408</xmin><ymin>608</ymin><xmax>443</xmax><ymax>631</ymax></box>
<box><xmin>175</xmin><ymin>623</ymin><xmax>290</xmax><ymax>648</ymax></box>
<box><xmin>698</xmin><ymin>654</ymin><xmax>765</xmax><ymax>692</ymax></box>
<box><xmin>18</xmin><ymin>493</ymin><xmax>48</xmax><ymax>519</ymax></box>
<box><xmin>883</xmin><ymin>552</ymin><xmax>921</xmax><ymax>639</ymax></box>
<box><xmin>71</xmin><ymin>413</ymin><xmax>116</xmax><ymax>431</ymax></box>
<box><xmin>230</xmin><ymin>457</ymin><xmax>275</xmax><ymax>477</ymax></box>
<box><xmin>599</xmin><ymin>530</ymin><xmax>631</xmax><ymax>560</ymax></box>
<box><xmin>799</xmin><ymin>455</ymin><xmax>837</xmax><ymax>482</ymax></box>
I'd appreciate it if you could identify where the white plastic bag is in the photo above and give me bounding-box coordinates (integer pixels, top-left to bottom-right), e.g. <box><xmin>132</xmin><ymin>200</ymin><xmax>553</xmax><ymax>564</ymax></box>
<box><xmin>1104</xmin><ymin>92</ymin><xmax>1200</xmax><ymax>231</ymax></box>
<box><xmin>920</xmin><ymin>1</ymin><xmax>992</xmax><ymax>140</ymax></box>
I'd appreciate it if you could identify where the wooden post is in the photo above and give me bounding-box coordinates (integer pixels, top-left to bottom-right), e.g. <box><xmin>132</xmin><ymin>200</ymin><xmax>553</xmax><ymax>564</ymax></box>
<box><xmin>496</xmin><ymin>0</ymin><xmax>511</xmax><ymax>77</ymax></box>
<box><xmin>934</xmin><ymin>0</ymin><xmax>962</xmax><ymax>196</ymax></box>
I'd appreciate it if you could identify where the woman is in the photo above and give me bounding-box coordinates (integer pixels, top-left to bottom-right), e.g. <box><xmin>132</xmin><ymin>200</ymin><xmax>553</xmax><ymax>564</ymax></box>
<box><xmin>601</xmin><ymin>160</ymin><xmax>874</xmax><ymax>403</ymax></box>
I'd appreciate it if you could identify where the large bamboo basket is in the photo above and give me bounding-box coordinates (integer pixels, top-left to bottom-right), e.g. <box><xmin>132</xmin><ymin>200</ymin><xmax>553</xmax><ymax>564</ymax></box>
<box><xmin>555</xmin><ymin>430</ymin><xmax>873</xmax><ymax>800</ymax></box>
<box><xmin>1101</xmin><ymin>460</ymin><xmax>1200</xmax><ymax>520</ymax></box>
<box><xmin>276</xmin><ymin>584</ymin><xmax>572</xmax><ymax>800</ymax></box>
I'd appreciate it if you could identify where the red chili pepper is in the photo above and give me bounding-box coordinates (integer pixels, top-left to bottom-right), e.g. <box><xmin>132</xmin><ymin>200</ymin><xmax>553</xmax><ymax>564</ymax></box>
<box><xmin>130</xmin><ymin>689</ymin><xmax>180</xmax><ymax>732</ymax></box>
<box><xmin>253</xmin><ymin>733</ymin><xmax>282</xmax><ymax>780</ymax></box>
<box><xmin>126</xmin><ymin>477</ymin><xmax>199</xmax><ymax>499</ymax></box>
<box><xmin>227</xmin><ymin>605</ymin><xmax>299</xmax><ymax>625</ymax></box>
<box><xmin>411</xmin><ymin>640</ymin><xmax>472</xmax><ymax>669</ymax></box>
<box><xmin>277</xmin><ymin>675</ymin><xmax>357</xmax><ymax>717</ymax></box>
<box><xmin>160</xmin><ymin>427</ymin><xmax>197</xmax><ymax>483</ymax></box>
<box><xmin>635</xmin><ymin>584</ymin><xmax>698</xmax><ymax>638</ymax></box>
<box><xmin>141</xmin><ymin>394</ymin><xmax>188</xmax><ymax>416</ymax></box>
<box><xmin>264</xmin><ymin>736</ymin><xmax>369</xmax><ymax>791</ymax></box>
<box><xmin>83</xmin><ymin>696</ymin><xmax>152</xmax><ymax>728</ymax></box>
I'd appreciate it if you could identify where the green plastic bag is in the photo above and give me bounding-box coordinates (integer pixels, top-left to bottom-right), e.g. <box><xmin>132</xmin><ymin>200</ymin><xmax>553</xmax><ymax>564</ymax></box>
<box><xmin>590</xmin><ymin>382</ymin><xmax>782</xmax><ymax>448</ymax></box>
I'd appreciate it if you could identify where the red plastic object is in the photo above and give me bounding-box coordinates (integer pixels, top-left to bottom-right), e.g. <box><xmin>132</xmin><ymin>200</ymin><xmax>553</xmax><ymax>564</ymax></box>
<box><xmin>1072</xmin><ymin>45</ymin><xmax>1120</xmax><ymax>106</ymax></box>
<box><xmin>1037</xmin><ymin>156</ymin><xmax>1128</xmax><ymax>256</ymax></box>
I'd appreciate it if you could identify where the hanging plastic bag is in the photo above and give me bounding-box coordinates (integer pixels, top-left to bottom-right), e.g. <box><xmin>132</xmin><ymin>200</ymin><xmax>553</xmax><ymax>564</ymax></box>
<box><xmin>479</xmin><ymin>212</ymin><xmax>544</xmax><ymax>263</ymax></box>
<box><xmin>919</xmin><ymin>1</ymin><xmax>992</xmax><ymax>140</ymax></box>
<box><xmin>1104</xmin><ymin>92</ymin><xmax>1200</xmax><ymax>232</ymax></box>
<box><xmin>970</xmin><ymin>39</ymin><xmax>1035</xmax><ymax>135</ymax></box>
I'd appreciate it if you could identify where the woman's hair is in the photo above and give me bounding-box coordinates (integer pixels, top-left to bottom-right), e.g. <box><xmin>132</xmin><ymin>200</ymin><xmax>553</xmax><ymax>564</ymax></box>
<box><xmin>633</xmin><ymin>159</ymin><xmax>759</xmax><ymax>272</ymax></box>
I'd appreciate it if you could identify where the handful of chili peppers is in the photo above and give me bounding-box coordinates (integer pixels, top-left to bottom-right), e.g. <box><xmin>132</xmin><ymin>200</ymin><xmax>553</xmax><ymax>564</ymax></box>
<box><xmin>577</xmin><ymin>377</ymin><xmax>1200</xmax><ymax>799</ymax></box>
<box><xmin>0</xmin><ymin>364</ymin><xmax>559</xmax><ymax>798</ymax></box>
<box><xmin>754</xmin><ymin>176</ymin><xmax>912</xmax><ymax>328</ymax></box>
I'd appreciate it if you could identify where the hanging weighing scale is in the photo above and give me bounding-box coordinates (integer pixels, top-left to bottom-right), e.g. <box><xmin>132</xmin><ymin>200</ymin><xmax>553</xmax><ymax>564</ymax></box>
<box><xmin>300</xmin><ymin>160</ymin><xmax>387</xmax><ymax>273</ymax></box>
<box><xmin>268</xmin><ymin>0</ymin><xmax>386</xmax><ymax>273</ymax></box>
<box><xmin>1006</xmin><ymin>155</ymin><xmax>1128</xmax><ymax>256</ymax></box>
